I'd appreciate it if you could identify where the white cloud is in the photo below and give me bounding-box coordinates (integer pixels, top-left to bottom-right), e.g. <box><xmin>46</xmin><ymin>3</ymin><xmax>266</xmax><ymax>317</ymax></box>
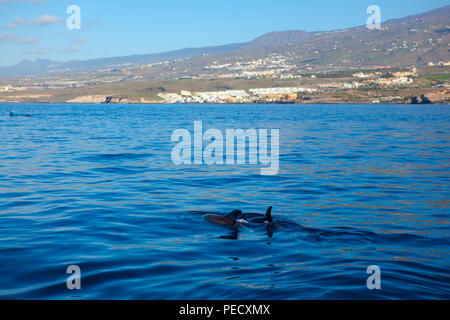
<box><xmin>66</xmin><ymin>45</ymin><xmax>83</xmax><ymax>52</ymax></box>
<box><xmin>0</xmin><ymin>32</ymin><xmax>40</xmax><ymax>44</ymax></box>
<box><xmin>0</xmin><ymin>33</ymin><xmax>16</xmax><ymax>41</ymax></box>
<box><xmin>13</xmin><ymin>17</ymin><xmax>27</xmax><ymax>24</ymax></box>
<box><xmin>72</xmin><ymin>36</ymin><xmax>86</xmax><ymax>42</ymax></box>
<box><xmin>4</xmin><ymin>23</ymin><xmax>16</xmax><ymax>29</ymax></box>
<box><xmin>33</xmin><ymin>14</ymin><xmax>62</xmax><ymax>26</ymax></box>
<box><xmin>16</xmin><ymin>37</ymin><xmax>39</xmax><ymax>44</ymax></box>
<box><xmin>4</xmin><ymin>17</ymin><xmax>27</xmax><ymax>29</ymax></box>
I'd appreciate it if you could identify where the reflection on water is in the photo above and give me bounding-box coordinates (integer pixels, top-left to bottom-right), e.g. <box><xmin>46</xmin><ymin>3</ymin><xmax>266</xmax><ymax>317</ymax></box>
<box><xmin>0</xmin><ymin>103</ymin><xmax>449</xmax><ymax>299</ymax></box>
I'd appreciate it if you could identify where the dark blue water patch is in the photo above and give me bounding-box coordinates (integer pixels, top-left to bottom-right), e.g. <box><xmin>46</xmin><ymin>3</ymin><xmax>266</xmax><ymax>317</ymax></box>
<box><xmin>77</xmin><ymin>152</ymin><xmax>153</xmax><ymax>163</ymax></box>
<box><xmin>0</xmin><ymin>191</ymin><xmax>30</xmax><ymax>199</ymax></box>
<box><xmin>89</xmin><ymin>166</ymin><xmax>144</xmax><ymax>175</ymax></box>
<box><xmin>0</xmin><ymin>103</ymin><xmax>449</xmax><ymax>299</ymax></box>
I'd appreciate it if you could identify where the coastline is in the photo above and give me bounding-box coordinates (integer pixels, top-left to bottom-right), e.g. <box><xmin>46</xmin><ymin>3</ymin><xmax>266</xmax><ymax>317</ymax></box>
<box><xmin>1</xmin><ymin>87</ymin><xmax>448</xmax><ymax>105</ymax></box>
<box><xmin>1</xmin><ymin>101</ymin><xmax>449</xmax><ymax>105</ymax></box>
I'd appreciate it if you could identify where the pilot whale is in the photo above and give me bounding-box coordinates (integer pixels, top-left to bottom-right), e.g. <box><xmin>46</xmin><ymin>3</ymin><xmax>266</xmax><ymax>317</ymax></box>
<box><xmin>241</xmin><ymin>206</ymin><xmax>301</xmax><ymax>229</ymax></box>
<box><xmin>205</xmin><ymin>209</ymin><xmax>243</xmax><ymax>227</ymax></box>
<box><xmin>245</xmin><ymin>206</ymin><xmax>273</xmax><ymax>224</ymax></box>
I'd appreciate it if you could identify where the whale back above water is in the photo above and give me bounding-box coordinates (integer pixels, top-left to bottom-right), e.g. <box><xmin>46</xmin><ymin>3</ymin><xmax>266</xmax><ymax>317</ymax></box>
<box><xmin>205</xmin><ymin>209</ymin><xmax>242</xmax><ymax>227</ymax></box>
<box><xmin>243</xmin><ymin>206</ymin><xmax>273</xmax><ymax>224</ymax></box>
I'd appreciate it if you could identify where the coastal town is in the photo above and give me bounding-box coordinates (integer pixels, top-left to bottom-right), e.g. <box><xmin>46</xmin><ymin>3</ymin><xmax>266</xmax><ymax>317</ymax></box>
<box><xmin>157</xmin><ymin>87</ymin><xmax>318</xmax><ymax>104</ymax></box>
<box><xmin>155</xmin><ymin>68</ymin><xmax>428</xmax><ymax>104</ymax></box>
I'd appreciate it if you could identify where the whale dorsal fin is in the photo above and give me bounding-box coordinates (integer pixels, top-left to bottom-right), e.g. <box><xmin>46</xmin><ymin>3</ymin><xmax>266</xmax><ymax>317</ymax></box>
<box><xmin>226</xmin><ymin>210</ymin><xmax>242</xmax><ymax>223</ymax></box>
<box><xmin>265</xmin><ymin>206</ymin><xmax>273</xmax><ymax>223</ymax></box>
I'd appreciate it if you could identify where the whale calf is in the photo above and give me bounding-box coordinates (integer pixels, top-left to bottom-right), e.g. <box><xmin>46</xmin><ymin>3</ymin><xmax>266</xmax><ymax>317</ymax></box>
<box><xmin>205</xmin><ymin>209</ymin><xmax>243</xmax><ymax>227</ymax></box>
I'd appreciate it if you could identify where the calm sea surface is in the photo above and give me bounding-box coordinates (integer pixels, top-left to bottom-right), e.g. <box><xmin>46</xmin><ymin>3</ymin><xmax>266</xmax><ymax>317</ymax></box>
<box><xmin>0</xmin><ymin>103</ymin><xmax>449</xmax><ymax>299</ymax></box>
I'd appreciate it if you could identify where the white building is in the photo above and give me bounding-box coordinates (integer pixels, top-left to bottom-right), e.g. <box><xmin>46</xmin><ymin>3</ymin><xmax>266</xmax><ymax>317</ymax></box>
<box><xmin>249</xmin><ymin>87</ymin><xmax>317</xmax><ymax>96</ymax></box>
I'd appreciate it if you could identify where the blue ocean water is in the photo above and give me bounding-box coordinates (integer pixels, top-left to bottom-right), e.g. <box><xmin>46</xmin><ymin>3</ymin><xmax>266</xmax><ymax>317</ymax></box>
<box><xmin>0</xmin><ymin>103</ymin><xmax>449</xmax><ymax>300</ymax></box>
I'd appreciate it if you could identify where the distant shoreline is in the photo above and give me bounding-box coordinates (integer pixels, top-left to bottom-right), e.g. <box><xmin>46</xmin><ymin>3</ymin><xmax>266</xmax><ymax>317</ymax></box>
<box><xmin>1</xmin><ymin>101</ymin><xmax>449</xmax><ymax>105</ymax></box>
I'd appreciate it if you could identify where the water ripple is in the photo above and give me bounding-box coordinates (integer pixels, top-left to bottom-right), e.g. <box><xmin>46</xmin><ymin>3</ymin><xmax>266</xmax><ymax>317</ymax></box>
<box><xmin>0</xmin><ymin>103</ymin><xmax>449</xmax><ymax>299</ymax></box>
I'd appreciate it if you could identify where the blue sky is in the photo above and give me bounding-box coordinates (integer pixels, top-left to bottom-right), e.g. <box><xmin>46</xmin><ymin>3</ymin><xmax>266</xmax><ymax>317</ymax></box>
<box><xmin>0</xmin><ymin>0</ymin><xmax>448</xmax><ymax>67</ymax></box>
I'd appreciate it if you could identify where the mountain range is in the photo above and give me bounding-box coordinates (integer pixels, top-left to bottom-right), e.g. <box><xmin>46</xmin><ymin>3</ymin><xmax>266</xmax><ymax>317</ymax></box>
<box><xmin>0</xmin><ymin>5</ymin><xmax>448</xmax><ymax>78</ymax></box>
